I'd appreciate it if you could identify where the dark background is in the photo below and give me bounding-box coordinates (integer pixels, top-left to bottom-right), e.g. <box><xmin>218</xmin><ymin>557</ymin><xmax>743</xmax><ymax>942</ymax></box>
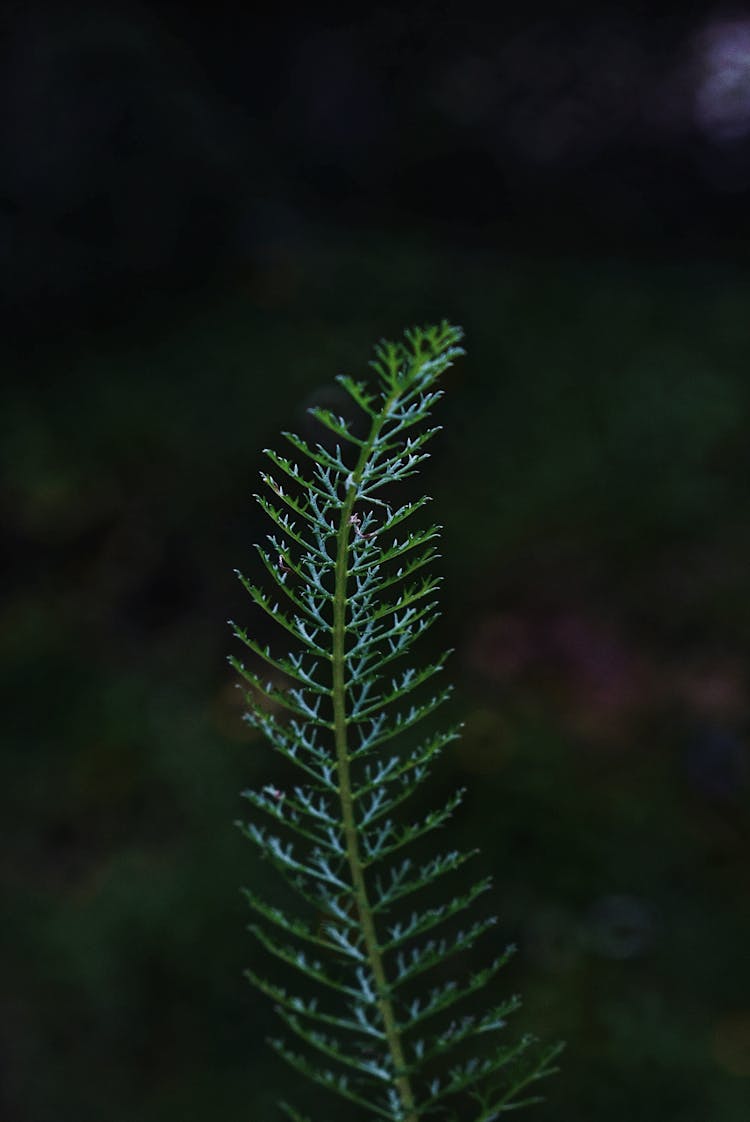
<box><xmin>2</xmin><ymin>2</ymin><xmax>750</xmax><ymax>1120</ymax></box>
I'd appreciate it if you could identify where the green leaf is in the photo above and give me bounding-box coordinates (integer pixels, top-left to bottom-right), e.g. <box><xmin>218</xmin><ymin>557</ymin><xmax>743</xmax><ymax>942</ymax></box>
<box><xmin>230</xmin><ymin>323</ymin><xmax>560</xmax><ymax>1121</ymax></box>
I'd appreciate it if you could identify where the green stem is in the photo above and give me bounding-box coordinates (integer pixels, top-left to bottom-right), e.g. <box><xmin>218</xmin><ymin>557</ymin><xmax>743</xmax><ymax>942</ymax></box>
<box><xmin>331</xmin><ymin>394</ymin><xmax>418</xmax><ymax>1122</ymax></box>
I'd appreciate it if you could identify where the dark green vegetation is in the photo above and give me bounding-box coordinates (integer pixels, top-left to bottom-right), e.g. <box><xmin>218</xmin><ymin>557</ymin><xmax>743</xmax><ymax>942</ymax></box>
<box><xmin>3</xmin><ymin>238</ymin><xmax>750</xmax><ymax>1121</ymax></box>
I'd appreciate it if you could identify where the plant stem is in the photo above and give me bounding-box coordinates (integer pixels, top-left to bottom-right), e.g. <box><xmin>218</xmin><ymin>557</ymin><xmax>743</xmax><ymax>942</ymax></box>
<box><xmin>331</xmin><ymin>398</ymin><xmax>418</xmax><ymax>1122</ymax></box>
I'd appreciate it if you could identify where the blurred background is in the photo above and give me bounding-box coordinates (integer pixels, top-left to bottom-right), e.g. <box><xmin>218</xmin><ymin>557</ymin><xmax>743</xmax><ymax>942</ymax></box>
<box><xmin>2</xmin><ymin>1</ymin><xmax>750</xmax><ymax>1119</ymax></box>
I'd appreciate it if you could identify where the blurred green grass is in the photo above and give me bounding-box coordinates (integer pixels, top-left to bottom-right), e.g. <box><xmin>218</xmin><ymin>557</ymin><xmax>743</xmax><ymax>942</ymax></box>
<box><xmin>2</xmin><ymin>235</ymin><xmax>749</xmax><ymax>1120</ymax></box>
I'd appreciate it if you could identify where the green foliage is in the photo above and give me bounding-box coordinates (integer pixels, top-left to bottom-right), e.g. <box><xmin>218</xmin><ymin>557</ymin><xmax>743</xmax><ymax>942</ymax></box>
<box><xmin>230</xmin><ymin>323</ymin><xmax>562</xmax><ymax>1121</ymax></box>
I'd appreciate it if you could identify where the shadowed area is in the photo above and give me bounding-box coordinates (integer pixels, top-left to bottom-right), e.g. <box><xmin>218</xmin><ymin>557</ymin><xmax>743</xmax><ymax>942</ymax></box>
<box><xmin>1</xmin><ymin>4</ymin><xmax>749</xmax><ymax>1121</ymax></box>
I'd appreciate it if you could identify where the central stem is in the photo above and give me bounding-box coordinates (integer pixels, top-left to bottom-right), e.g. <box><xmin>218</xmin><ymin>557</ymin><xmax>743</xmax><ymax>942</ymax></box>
<box><xmin>331</xmin><ymin>401</ymin><xmax>418</xmax><ymax>1122</ymax></box>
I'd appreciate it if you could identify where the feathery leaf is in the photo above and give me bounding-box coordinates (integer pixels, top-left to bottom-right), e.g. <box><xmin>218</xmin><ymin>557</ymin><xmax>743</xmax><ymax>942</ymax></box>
<box><xmin>231</xmin><ymin>323</ymin><xmax>560</xmax><ymax>1121</ymax></box>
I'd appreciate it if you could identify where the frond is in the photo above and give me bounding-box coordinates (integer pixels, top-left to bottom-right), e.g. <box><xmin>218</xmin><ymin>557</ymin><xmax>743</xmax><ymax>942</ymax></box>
<box><xmin>230</xmin><ymin>322</ymin><xmax>560</xmax><ymax>1121</ymax></box>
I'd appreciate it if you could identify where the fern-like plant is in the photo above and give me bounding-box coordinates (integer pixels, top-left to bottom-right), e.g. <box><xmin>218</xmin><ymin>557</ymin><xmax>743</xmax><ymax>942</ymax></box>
<box><xmin>229</xmin><ymin>322</ymin><xmax>562</xmax><ymax>1122</ymax></box>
